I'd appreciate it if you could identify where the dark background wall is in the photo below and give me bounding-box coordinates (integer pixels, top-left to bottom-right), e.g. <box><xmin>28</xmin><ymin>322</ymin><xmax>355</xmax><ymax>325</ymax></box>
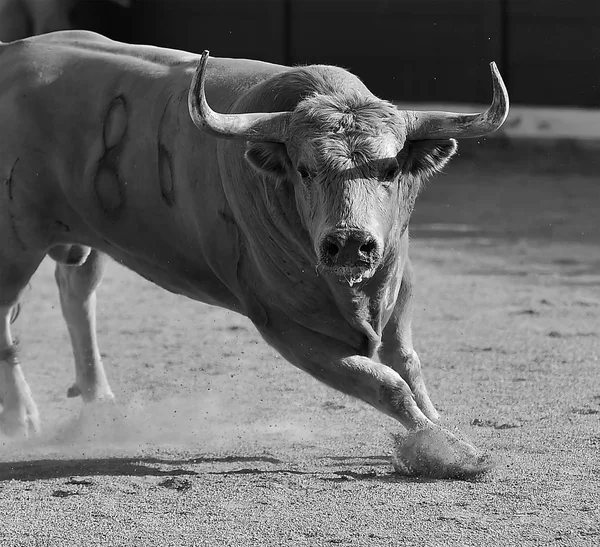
<box><xmin>72</xmin><ymin>0</ymin><xmax>600</xmax><ymax>107</ymax></box>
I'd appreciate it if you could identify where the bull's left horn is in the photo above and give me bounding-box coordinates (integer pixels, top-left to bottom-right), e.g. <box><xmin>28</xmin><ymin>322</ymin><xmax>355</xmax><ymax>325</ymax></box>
<box><xmin>188</xmin><ymin>50</ymin><xmax>291</xmax><ymax>142</ymax></box>
<box><xmin>405</xmin><ymin>62</ymin><xmax>509</xmax><ymax>140</ymax></box>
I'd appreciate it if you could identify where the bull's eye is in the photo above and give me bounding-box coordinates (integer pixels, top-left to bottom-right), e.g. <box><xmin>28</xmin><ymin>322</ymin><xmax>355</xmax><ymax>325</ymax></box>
<box><xmin>382</xmin><ymin>161</ymin><xmax>400</xmax><ymax>184</ymax></box>
<box><xmin>297</xmin><ymin>166</ymin><xmax>310</xmax><ymax>179</ymax></box>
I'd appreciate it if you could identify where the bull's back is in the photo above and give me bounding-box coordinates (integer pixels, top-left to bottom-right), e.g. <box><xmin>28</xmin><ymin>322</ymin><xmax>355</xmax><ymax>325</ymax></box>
<box><xmin>0</xmin><ymin>30</ymin><xmax>287</xmax><ymax>114</ymax></box>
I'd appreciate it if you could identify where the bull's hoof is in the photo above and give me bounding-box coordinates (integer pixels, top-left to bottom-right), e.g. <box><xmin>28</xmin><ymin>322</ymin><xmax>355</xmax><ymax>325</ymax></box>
<box><xmin>391</xmin><ymin>426</ymin><xmax>494</xmax><ymax>480</ymax></box>
<box><xmin>67</xmin><ymin>384</ymin><xmax>82</xmax><ymax>398</ymax></box>
<box><xmin>66</xmin><ymin>384</ymin><xmax>114</xmax><ymax>400</ymax></box>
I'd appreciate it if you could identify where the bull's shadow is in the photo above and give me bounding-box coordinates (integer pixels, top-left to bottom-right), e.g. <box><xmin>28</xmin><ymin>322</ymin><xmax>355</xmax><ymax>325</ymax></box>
<box><xmin>0</xmin><ymin>455</ymin><xmax>281</xmax><ymax>482</ymax></box>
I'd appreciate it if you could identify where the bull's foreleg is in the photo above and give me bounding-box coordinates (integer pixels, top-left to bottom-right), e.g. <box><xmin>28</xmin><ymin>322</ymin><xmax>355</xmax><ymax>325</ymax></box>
<box><xmin>260</xmin><ymin>309</ymin><xmax>490</xmax><ymax>478</ymax></box>
<box><xmin>0</xmin><ymin>256</ymin><xmax>43</xmax><ymax>437</ymax></box>
<box><xmin>260</xmin><ymin>313</ymin><xmax>432</xmax><ymax>431</ymax></box>
<box><xmin>53</xmin><ymin>248</ymin><xmax>114</xmax><ymax>402</ymax></box>
<box><xmin>379</xmin><ymin>258</ymin><xmax>439</xmax><ymax>422</ymax></box>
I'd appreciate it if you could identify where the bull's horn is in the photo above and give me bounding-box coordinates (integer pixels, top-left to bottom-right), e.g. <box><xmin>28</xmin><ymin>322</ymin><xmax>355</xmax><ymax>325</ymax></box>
<box><xmin>188</xmin><ymin>50</ymin><xmax>291</xmax><ymax>142</ymax></box>
<box><xmin>405</xmin><ymin>62</ymin><xmax>509</xmax><ymax>140</ymax></box>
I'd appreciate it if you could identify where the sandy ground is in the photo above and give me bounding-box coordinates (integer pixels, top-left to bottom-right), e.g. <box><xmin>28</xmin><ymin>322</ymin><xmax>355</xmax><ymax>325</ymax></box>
<box><xmin>0</xmin><ymin>141</ymin><xmax>598</xmax><ymax>546</ymax></box>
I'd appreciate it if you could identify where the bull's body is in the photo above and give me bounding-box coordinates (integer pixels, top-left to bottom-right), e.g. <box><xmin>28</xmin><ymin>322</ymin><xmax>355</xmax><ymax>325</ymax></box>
<box><xmin>0</xmin><ymin>31</ymin><xmax>507</xmax><ymax>476</ymax></box>
<box><xmin>2</xmin><ymin>32</ymin><xmax>281</xmax><ymax>311</ymax></box>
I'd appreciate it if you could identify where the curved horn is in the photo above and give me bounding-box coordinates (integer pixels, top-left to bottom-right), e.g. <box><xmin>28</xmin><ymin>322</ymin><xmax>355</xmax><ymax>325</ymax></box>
<box><xmin>188</xmin><ymin>50</ymin><xmax>291</xmax><ymax>142</ymax></box>
<box><xmin>405</xmin><ymin>62</ymin><xmax>509</xmax><ymax>140</ymax></box>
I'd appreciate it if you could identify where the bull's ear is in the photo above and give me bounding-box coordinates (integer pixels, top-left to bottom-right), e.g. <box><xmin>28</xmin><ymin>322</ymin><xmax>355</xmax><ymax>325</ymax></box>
<box><xmin>403</xmin><ymin>139</ymin><xmax>458</xmax><ymax>179</ymax></box>
<box><xmin>245</xmin><ymin>142</ymin><xmax>292</xmax><ymax>180</ymax></box>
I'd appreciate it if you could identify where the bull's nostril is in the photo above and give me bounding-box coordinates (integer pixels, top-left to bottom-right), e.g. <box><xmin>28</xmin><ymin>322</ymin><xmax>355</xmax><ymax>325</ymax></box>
<box><xmin>323</xmin><ymin>241</ymin><xmax>340</xmax><ymax>257</ymax></box>
<box><xmin>360</xmin><ymin>240</ymin><xmax>377</xmax><ymax>256</ymax></box>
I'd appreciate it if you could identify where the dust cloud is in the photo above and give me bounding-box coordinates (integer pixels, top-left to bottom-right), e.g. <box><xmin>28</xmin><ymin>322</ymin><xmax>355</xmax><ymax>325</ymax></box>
<box><xmin>0</xmin><ymin>391</ymin><xmax>318</xmax><ymax>462</ymax></box>
<box><xmin>391</xmin><ymin>426</ymin><xmax>495</xmax><ymax>479</ymax></box>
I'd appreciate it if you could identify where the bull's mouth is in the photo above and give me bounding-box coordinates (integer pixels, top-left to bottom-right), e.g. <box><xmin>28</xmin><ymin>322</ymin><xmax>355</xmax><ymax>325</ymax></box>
<box><xmin>318</xmin><ymin>263</ymin><xmax>377</xmax><ymax>287</ymax></box>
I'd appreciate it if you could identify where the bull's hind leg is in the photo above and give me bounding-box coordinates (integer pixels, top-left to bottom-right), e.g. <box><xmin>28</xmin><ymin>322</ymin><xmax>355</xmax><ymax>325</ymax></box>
<box><xmin>379</xmin><ymin>258</ymin><xmax>439</xmax><ymax>422</ymax></box>
<box><xmin>51</xmin><ymin>246</ymin><xmax>113</xmax><ymax>402</ymax></box>
<box><xmin>0</xmin><ymin>254</ymin><xmax>44</xmax><ymax>436</ymax></box>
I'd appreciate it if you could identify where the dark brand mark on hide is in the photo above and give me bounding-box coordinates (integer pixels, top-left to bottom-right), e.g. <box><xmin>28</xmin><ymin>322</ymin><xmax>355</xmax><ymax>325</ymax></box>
<box><xmin>3</xmin><ymin>158</ymin><xmax>26</xmax><ymax>250</ymax></box>
<box><xmin>157</xmin><ymin>97</ymin><xmax>176</xmax><ymax>207</ymax></box>
<box><xmin>103</xmin><ymin>97</ymin><xmax>128</xmax><ymax>149</ymax></box>
<box><xmin>5</xmin><ymin>157</ymin><xmax>19</xmax><ymax>201</ymax></box>
<box><xmin>158</xmin><ymin>144</ymin><xmax>175</xmax><ymax>206</ymax></box>
<box><xmin>94</xmin><ymin>165</ymin><xmax>125</xmax><ymax>217</ymax></box>
<box><xmin>94</xmin><ymin>96</ymin><xmax>128</xmax><ymax>217</ymax></box>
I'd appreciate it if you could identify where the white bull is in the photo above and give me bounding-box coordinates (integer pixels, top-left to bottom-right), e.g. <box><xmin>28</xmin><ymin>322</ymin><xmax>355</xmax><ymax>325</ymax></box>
<box><xmin>0</xmin><ymin>31</ymin><xmax>508</xmax><ymax>477</ymax></box>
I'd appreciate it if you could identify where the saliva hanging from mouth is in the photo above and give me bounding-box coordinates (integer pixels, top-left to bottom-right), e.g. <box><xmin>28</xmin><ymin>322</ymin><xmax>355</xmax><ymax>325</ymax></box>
<box><xmin>333</xmin><ymin>265</ymin><xmax>376</xmax><ymax>287</ymax></box>
<box><xmin>315</xmin><ymin>260</ymin><xmax>378</xmax><ymax>287</ymax></box>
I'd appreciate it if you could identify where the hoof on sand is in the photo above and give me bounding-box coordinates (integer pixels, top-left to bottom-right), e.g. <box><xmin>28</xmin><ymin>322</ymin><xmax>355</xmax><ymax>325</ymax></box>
<box><xmin>66</xmin><ymin>384</ymin><xmax>115</xmax><ymax>400</ymax></box>
<box><xmin>392</xmin><ymin>426</ymin><xmax>494</xmax><ymax>480</ymax></box>
<box><xmin>67</xmin><ymin>384</ymin><xmax>82</xmax><ymax>398</ymax></box>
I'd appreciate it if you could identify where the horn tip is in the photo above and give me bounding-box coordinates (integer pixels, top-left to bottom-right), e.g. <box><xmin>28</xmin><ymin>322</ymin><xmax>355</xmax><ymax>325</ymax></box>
<box><xmin>197</xmin><ymin>50</ymin><xmax>211</xmax><ymax>76</ymax></box>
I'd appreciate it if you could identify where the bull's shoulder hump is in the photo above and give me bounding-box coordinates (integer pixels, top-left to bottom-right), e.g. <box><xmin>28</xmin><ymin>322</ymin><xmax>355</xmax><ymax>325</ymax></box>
<box><xmin>201</xmin><ymin>57</ymin><xmax>288</xmax><ymax>80</ymax></box>
<box><xmin>31</xmin><ymin>30</ymin><xmax>115</xmax><ymax>46</ymax></box>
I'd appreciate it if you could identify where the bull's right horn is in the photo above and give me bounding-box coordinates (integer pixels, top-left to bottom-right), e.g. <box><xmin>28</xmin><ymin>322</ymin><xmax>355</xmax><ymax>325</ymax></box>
<box><xmin>405</xmin><ymin>62</ymin><xmax>510</xmax><ymax>140</ymax></box>
<box><xmin>188</xmin><ymin>50</ymin><xmax>291</xmax><ymax>143</ymax></box>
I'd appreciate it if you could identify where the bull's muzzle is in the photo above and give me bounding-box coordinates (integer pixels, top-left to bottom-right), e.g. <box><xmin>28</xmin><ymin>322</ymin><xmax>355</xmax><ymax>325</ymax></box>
<box><xmin>318</xmin><ymin>229</ymin><xmax>382</xmax><ymax>285</ymax></box>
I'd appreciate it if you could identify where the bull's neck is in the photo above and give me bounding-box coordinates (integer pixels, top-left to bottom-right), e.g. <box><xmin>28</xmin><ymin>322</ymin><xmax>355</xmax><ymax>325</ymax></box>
<box><xmin>223</xmin><ymin>165</ymin><xmax>400</xmax><ymax>356</ymax></box>
<box><xmin>234</xmin><ymin>168</ymin><xmax>316</xmax><ymax>285</ymax></box>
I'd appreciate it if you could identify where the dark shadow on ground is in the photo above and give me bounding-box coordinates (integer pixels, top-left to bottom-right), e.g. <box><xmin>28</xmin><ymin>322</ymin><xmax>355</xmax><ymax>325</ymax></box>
<box><xmin>0</xmin><ymin>455</ymin><xmax>285</xmax><ymax>482</ymax></box>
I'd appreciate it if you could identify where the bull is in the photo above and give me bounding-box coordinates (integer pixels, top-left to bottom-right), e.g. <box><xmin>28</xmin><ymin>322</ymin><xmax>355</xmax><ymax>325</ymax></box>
<box><xmin>0</xmin><ymin>31</ymin><xmax>508</xmax><ymax>477</ymax></box>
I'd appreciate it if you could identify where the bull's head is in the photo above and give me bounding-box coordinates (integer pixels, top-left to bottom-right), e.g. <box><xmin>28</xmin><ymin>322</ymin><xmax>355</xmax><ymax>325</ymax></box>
<box><xmin>189</xmin><ymin>52</ymin><xmax>509</xmax><ymax>286</ymax></box>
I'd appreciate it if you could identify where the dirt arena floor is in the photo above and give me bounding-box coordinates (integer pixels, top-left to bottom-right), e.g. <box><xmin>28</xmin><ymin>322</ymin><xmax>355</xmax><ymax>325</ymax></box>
<box><xmin>0</xmin><ymin>140</ymin><xmax>598</xmax><ymax>546</ymax></box>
